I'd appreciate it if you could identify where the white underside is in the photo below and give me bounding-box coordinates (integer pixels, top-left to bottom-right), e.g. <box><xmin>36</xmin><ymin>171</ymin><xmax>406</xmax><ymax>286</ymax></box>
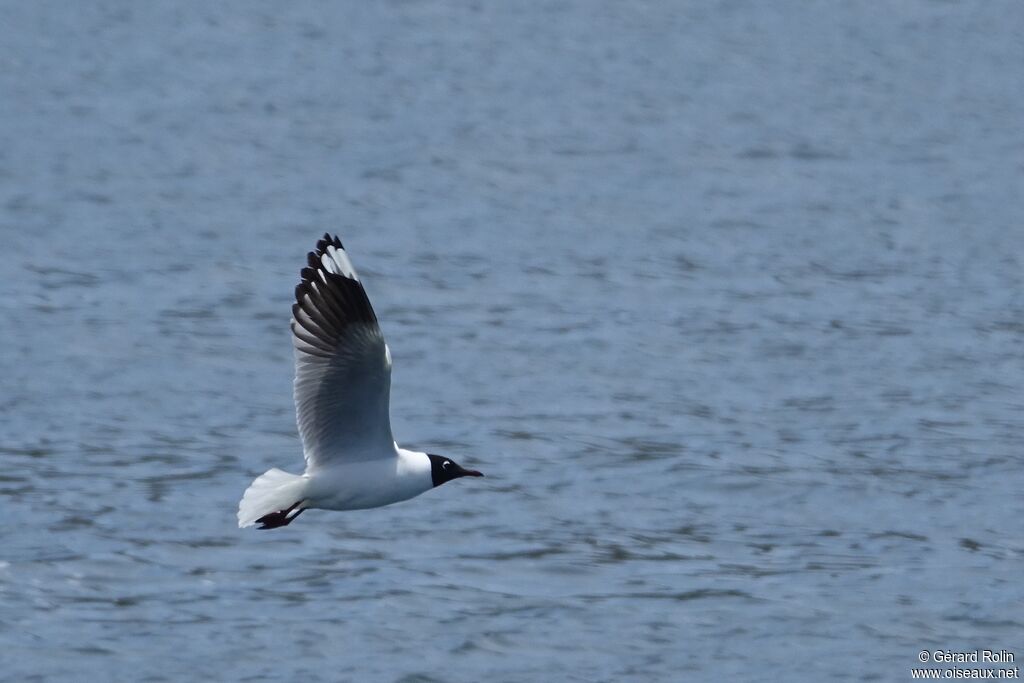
<box><xmin>237</xmin><ymin>446</ymin><xmax>432</xmax><ymax>527</ymax></box>
<box><xmin>305</xmin><ymin>447</ymin><xmax>433</xmax><ymax>511</ymax></box>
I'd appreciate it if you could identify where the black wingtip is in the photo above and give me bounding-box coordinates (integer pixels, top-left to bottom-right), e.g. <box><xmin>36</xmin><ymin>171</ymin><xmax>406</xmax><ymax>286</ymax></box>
<box><xmin>289</xmin><ymin>233</ymin><xmax>376</xmax><ymax>356</ymax></box>
<box><xmin>314</xmin><ymin>233</ymin><xmax>344</xmax><ymax>255</ymax></box>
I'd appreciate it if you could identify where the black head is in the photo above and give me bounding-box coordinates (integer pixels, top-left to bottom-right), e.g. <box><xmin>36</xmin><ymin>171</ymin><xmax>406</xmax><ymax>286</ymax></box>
<box><xmin>427</xmin><ymin>454</ymin><xmax>484</xmax><ymax>487</ymax></box>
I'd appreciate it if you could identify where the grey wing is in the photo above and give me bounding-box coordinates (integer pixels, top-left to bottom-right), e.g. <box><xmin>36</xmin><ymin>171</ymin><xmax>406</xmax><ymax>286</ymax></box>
<box><xmin>291</xmin><ymin>234</ymin><xmax>394</xmax><ymax>469</ymax></box>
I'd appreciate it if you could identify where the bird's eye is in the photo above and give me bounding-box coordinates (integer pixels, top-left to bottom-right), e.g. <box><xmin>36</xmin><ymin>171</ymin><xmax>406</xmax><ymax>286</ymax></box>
<box><xmin>442</xmin><ymin>460</ymin><xmax>451</xmax><ymax>470</ymax></box>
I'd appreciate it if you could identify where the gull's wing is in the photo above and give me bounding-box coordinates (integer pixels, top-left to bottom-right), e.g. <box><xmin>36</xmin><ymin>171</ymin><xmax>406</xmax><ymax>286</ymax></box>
<box><xmin>291</xmin><ymin>234</ymin><xmax>393</xmax><ymax>468</ymax></box>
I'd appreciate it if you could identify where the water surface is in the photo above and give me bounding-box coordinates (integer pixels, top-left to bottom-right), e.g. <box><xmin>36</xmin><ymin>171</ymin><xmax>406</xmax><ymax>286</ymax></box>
<box><xmin>1</xmin><ymin>2</ymin><xmax>1022</xmax><ymax>681</ymax></box>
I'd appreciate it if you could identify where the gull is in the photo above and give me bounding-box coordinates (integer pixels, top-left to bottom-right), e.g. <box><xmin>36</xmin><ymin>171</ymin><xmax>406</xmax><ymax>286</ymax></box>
<box><xmin>238</xmin><ymin>234</ymin><xmax>483</xmax><ymax>529</ymax></box>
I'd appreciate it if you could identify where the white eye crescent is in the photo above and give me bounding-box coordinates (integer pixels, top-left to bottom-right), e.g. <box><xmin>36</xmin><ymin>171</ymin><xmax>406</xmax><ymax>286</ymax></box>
<box><xmin>442</xmin><ymin>460</ymin><xmax>451</xmax><ymax>470</ymax></box>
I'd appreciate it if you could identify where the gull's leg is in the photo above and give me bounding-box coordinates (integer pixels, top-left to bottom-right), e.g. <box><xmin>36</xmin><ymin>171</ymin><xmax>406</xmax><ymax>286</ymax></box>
<box><xmin>255</xmin><ymin>501</ymin><xmax>305</xmax><ymax>530</ymax></box>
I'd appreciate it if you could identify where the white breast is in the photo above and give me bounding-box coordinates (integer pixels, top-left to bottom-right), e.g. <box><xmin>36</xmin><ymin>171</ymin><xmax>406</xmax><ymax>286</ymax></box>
<box><xmin>305</xmin><ymin>448</ymin><xmax>433</xmax><ymax>511</ymax></box>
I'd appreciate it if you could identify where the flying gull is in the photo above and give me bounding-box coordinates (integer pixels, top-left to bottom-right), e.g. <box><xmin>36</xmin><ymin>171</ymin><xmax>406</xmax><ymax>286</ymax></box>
<box><xmin>238</xmin><ymin>234</ymin><xmax>483</xmax><ymax>529</ymax></box>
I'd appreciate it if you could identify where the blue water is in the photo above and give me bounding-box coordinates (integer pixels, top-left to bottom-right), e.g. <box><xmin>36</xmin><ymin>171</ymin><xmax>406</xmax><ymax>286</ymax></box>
<box><xmin>2</xmin><ymin>2</ymin><xmax>1022</xmax><ymax>681</ymax></box>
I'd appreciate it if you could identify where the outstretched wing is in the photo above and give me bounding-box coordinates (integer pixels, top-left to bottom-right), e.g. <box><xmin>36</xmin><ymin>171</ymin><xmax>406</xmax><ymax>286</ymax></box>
<box><xmin>290</xmin><ymin>234</ymin><xmax>394</xmax><ymax>469</ymax></box>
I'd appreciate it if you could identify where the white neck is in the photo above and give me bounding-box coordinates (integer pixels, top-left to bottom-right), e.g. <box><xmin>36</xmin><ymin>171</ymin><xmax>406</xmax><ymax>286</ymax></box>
<box><xmin>396</xmin><ymin>447</ymin><xmax>433</xmax><ymax>492</ymax></box>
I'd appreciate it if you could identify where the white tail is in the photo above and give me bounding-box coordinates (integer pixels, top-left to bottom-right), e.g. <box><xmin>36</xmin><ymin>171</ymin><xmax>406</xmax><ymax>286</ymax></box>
<box><xmin>237</xmin><ymin>468</ymin><xmax>308</xmax><ymax>528</ymax></box>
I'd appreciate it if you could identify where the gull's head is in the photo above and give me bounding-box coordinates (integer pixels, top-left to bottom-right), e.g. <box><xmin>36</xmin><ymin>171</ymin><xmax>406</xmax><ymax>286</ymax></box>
<box><xmin>427</xmin><ymin>454</ymin><xmax>484</xmax><ymax>487</ymax></box>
